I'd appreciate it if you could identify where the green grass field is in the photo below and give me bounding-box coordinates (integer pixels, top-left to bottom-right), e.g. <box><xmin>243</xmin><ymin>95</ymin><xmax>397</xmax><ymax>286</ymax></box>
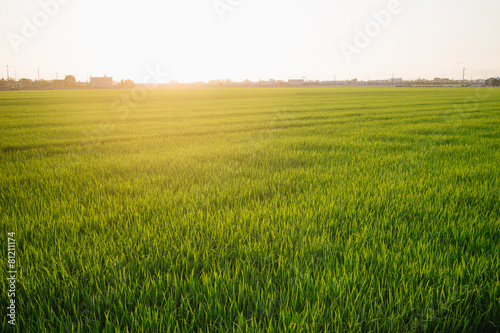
<box><xmin>1</xmin><ymin>88</ymin><xmax>499</xmax><ymax>332</ymax></box>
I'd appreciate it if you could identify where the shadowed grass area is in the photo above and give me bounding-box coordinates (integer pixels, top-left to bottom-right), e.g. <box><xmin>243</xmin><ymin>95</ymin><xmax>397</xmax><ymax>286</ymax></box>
<box><xmin>1</xmin><ymin>88</ymin><xmax>499</xmax><ymax>332</ymax></box>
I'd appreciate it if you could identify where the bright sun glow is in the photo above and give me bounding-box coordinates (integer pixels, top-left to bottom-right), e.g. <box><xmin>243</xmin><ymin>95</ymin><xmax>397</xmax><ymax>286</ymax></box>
<box><xmin>1</xmin><ymin>0</ymin><xmax>500</xmax><ymax>82</ymax></box>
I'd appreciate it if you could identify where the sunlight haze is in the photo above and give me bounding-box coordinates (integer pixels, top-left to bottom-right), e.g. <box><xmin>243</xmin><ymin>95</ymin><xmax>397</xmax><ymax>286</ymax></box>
<box><xmin>1</xmin><ymin>0</ymin><xmax>499</xmax><ymax>82</ymax></box>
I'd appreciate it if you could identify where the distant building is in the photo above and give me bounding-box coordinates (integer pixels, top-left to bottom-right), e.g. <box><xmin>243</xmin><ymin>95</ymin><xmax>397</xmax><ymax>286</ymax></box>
<box><xmin>288</xmin><ymin>79</ymin><xmax>305</xmax><ymax>86</ymax></box>
<box><xmin>90</xmin><ymin>76</ymin><xmax>113</xmax><ymax>88</ymax></box>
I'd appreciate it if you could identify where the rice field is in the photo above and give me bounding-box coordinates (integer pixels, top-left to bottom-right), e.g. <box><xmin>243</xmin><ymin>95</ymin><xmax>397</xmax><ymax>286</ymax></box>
<box><xmin>1</xmin><ymin>87</ymin><xmax>499</xmax><ymax>332</ymax></box>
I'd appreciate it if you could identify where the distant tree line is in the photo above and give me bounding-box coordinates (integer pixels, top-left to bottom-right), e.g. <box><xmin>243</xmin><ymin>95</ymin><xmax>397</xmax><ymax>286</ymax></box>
<box><xmin>0</xmin><ymin>75</ymin><xmax>135</xmax><ymax>90</ymax></box>
<box><xmin>116</xmin><ymin>79</ymin><xmax>135</xmax><ymax>88</ymax></box>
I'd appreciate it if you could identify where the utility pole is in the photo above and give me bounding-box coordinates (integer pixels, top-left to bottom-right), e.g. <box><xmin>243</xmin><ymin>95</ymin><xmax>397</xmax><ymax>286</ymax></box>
<box><xmin>462</xmin><ymin>67</ymin><xmax>466</xmax><ymax>86</ymax></box>
<box><xmin>6</xmin><ymin>65</ymin><xmax>9</xmax><ymax>80</ymax></box>
<box><xmin>392</xmin><ymin>73</ymin><xmax>395</xmax><ymax>87</ymax></box>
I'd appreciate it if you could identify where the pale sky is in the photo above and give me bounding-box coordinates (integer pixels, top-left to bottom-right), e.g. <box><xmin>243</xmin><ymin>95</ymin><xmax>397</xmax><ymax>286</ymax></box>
<box><xmin>1</xmin><ymin>0</ymin><xmax>499</xmax><ymax>82</ymax></box>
